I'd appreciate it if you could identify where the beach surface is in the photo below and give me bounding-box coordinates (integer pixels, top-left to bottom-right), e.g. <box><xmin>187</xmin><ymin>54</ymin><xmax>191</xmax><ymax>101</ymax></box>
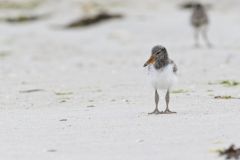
<box><xmin>0</xmin><ymin>0</ymin><xmax>240</xmax><ymax>159</ymax></box>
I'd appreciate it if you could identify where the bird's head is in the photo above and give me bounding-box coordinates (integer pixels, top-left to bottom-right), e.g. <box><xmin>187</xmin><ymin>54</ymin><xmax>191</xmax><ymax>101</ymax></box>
<box><xmin>194</xmin><ymin>3</ymin><xmax>203</xmax><ymax>10</ymax></box>
<box><xmin>143</xmin><ymin>45</ymin><xmax>168</xmax><ymax>67</ymax></box>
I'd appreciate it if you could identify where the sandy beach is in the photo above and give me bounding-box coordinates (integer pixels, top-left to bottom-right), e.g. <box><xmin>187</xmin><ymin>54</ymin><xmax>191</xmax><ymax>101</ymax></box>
<box><xmin>0</xmin><ymin>0</ymin><xmax>240</xmax><ymax>159</ymax></box>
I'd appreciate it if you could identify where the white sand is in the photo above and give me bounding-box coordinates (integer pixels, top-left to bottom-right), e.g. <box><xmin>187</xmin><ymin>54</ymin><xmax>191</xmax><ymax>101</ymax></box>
<box><xmin>0</xmin><ymin>0</ymin><xmax>240</xmax><ymax>159</ymax></box>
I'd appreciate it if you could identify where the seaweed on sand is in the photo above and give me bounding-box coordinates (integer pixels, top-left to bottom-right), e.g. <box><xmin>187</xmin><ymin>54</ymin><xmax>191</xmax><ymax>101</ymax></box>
<box><xmin>171</xmin><ymin>89</ymin><xmax>189</xmax><ymax>94</ymax></box>
<box><xmin>0</xmin><ymin>51</ymin><xmax>11</xmax><ymax>59</ymax></box>
<box><xmin>218</xmin><ymin>145</ymin><xmax>240</xmax><ymax>160</ymax></box>
<box><xmin>179</xmin><ymin>2</ymin><xmax>201</xmax><ymax>9</ymax></box>
<box><xmin>179</xmin><ymin>1</ymin><xmax>212</xmax><ymax>10</ymax></box>
<box><xmin>208</xmin><ymin>80</ymin><xmax>240</xmax><ymax>87</ymax></box>
<box><xmin>220</xmin><ymin>80</ymin><xmax>239</xmax><ymax>87</ymax></box>
<box><xmin>214</xmin><ymin>96</ymin><xmax>239</xmax><ymax>100</ymax></box>
<box><xmin>4</xmin><ymin>14</ymin><xmax>48</xmax><ymax>23</ymax></box>
<box><xmin>55</xmin><ymin>91</ymin><xmax>73</xmax><ymax>103</ymax></box>
<box><xmin>55</xmin><ymin>92</ymin><xmax>73</xmax><ymax>96</ymax></box>
<box><xmin>65</xmin><ymin>11</ymin><xmax>123</xmax><ymax>28</ymax></box>
<box><xmin>19</xmin><ymin>89</ymin><xmax>44</xmax><ymax>93</ymax></box>
<box><xmin>0</xmin><ymin>0</ymin><xmax>42</xmax><ymax>9</ymax></box>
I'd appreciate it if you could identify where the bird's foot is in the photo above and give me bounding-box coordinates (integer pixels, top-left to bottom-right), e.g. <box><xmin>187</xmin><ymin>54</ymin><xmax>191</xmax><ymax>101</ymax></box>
<box><xmin>148</xmin><ymin>109</ymin><xmax>162</xmax><ymax>115</ymax></box>
<box><xmin>163</xmin><ymin>109</ymin><xmax>177</xmax><ymax>114</ymax></box>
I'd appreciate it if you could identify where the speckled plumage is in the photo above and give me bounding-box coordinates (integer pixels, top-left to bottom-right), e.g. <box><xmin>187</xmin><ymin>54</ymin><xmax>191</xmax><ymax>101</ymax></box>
<box><xmin>150</xmin><ymin>45</ymin><xmax>177</xmax><ymax>74</ymax></box>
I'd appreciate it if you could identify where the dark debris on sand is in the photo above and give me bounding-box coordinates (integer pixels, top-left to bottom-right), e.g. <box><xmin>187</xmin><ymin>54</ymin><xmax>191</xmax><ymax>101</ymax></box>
<box><xmin>179</xmin><ymin>1</ymin><xmax>212</xmax><ymax>10</ymax></box>
<box><xmin>65</xmin><ymin>11</ymin><xmax>123</xmax><ymax>28</ymax></box>
<box><xmin>4</xmin><ymin>14</ymin><xmax>48</xmax><ymax>23</ymax></box>
<box><xmin>214</xmin><ymin>96</ymin><xmax>239</xmax><ymax>100</ymax></box>
<box><xmin>19</xmin><ymin>89</ymin><xmax>45</xmax><ymax>93</ymax></box>
<box><xmin>219</xmin><ymin>145</ymin><xmax>240</xmax><ymax>160</ymax></box>
<box><xmin>87</xmin><ymin>105</ymin><xmax>96</xmax><ymax>108</ymax></box>
<box><xmin>47</xmin><ymin>149</ymin><xmax>57</xmax><ymax>152</ymax></box>
<box><xmin>179</xmin><ymin>1</ymin><xmax>200</xmax><ymax>9</ymax></box>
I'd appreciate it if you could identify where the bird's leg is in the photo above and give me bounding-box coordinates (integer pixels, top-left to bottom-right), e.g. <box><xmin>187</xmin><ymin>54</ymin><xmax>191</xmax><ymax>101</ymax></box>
<box><xmin>202</xmin><ymin>26</ymin><xmax>212</xmax><ymax>48</ymax></box>
<box><xmin>163</xmin><ymin>89</ymin><xmax>176</xmax><ymax>114</ymax></box>
<box><xmin>194</xmin><ymin>28</ymin><xmax>200</xmax><ymax>48</ymax></box>
<box><xmin>148</xmin><ymin>90</ymin><xmax>162</xmax><ymax>114</ymax></box>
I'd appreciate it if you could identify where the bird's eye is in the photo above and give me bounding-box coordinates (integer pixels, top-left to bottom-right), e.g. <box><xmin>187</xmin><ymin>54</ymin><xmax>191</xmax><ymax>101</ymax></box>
<box><xmin>156</xmin><ymin>52</ymin><xmax>160</xmax><ymax>55</ymax></box>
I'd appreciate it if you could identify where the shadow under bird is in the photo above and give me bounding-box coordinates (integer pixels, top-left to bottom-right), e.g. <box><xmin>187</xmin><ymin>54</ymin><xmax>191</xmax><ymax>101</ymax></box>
<box><xmin>143</xmin><ymin>45</ymin><xmax>178</xmax><ymax>114</ymax></box>
<box><xmin>191</xmin><ymin>3</ymin><xmax>211</xmax><ymax>47</ymax></box>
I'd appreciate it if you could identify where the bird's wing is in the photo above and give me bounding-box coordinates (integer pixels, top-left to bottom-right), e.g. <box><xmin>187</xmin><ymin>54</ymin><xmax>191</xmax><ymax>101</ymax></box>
<box><xmin>169</xmin><ymin>59</ymin><xmax>177</xmax><ymax>73</ymax></box>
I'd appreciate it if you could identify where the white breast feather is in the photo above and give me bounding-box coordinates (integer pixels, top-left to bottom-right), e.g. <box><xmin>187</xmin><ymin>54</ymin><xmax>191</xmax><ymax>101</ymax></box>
<box><xmin>147</xmin><ymin>64</ymin><xmax>177</xmax><ymax>90</ymax></box>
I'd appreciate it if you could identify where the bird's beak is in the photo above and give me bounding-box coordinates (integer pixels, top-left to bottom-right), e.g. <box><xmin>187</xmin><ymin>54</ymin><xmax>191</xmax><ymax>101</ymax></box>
<box><xmin>143</xmin><ymin>55</ymin><xmax>155</xmax><ymax>67</ymax></box>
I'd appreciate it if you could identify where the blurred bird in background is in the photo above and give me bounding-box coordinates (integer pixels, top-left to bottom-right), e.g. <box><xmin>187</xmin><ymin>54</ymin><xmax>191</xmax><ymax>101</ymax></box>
<box><xmin>191</xmin><ymin>2</ymin><xmax>211</xmax><ymax>47</ymax></box>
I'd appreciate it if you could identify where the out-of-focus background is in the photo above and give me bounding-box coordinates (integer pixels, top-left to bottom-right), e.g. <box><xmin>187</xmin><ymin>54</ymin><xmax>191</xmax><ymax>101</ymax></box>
<box><xmin>0</xmin><ymin>0</ymin><xmax>240</xmax><ymax>160</ymax></box>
